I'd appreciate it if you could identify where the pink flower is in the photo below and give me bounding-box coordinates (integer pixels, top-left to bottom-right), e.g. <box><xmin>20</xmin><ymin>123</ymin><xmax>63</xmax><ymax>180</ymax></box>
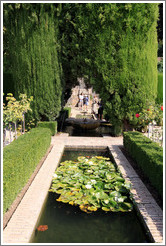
<box><xmin>135</xmin><ymin>113</ymin><xmax>140</xmax><ymax>118</ymax></box>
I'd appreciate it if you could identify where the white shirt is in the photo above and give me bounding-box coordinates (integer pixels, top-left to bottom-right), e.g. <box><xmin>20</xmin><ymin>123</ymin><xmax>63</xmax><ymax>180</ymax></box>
<box><xmin>79</xmin><ymin>95</ymin><xmax>83</xmax><ymax>100</ymax></box>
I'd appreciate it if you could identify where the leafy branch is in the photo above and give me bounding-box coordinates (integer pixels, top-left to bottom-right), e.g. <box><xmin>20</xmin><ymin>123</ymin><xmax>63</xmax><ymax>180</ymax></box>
<box><xmin>3</xmin><ymin>93</ymin><xmax>33</xmax><ymax>145</ymax></box>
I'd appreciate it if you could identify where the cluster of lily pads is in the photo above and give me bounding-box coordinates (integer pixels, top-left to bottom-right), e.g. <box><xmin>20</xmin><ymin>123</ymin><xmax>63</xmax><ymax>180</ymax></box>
<box><xmin>50</xmin><ymin>156</ymin><xmax>133</xmax><ymax>213</ymax></box>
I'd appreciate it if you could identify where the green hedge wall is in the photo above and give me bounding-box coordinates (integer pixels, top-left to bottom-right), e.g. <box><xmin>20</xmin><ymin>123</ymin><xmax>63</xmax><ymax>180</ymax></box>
<box><xmin>123</xmin><ymin>131</ymin><xmax>163</xmax><ymax>198</ymax></box>
<box><xmin>63</xmin><ymin>107</ymin><xmax>71</xmax><ymax>118</ymax></box>
<box><xmin>3</xmin><ymin>127</ymin><xmax>51</xmax><ymax>214</ymax></box>
<box><xmin>156</xmin><ymin>73</ymin><xmax>163</xmax><ymax>104</ymax></box>
<box><xmin>37</xmin><ymin>121</ymin><xmax>57</xmax><ymax>136</ymax></box>
<box><xmin>3</xmin><ymin>73</ymin><xmax>14</xmax><ymax>98</ymax></box>
<box><xmin>4</xmin><ymin>4</ymin><xmax>63</xmax><ymax>122</ymax></box>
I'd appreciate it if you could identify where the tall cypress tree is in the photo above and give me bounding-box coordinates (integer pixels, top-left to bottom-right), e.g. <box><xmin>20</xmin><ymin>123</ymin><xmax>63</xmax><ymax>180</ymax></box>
<box><xmin>4</xmin><ymin>3</ymin><xmax>159</xmax><ymax>130</ymax></box>
<box><xmin>60</xmin><ymin>3</ymin><xmax>159</xmax><ymax>134</ymax></box>
<box><xmin>3</xmin><ymin>3</ymin><xmax>63</xmax><ymax>121</ymax></box>
<box><xmin>92</xmin><ymin>3</ymin><xmax>159</xmax><ymax>133</ymax></box>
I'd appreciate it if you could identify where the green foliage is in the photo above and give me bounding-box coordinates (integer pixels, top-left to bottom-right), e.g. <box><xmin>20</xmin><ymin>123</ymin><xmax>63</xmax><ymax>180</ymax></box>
<box><xmin>123</xmin><ymin>131</ymin><xmax>163</xmax><ymax>197</ymax></box>
<box><xmin>156</xmin><ymin>73</ymin><xmax>163</xmax><ymax>104</ymax></box>
<box><xmin>3</xmin><ymin>3</ymin><xmax>63</xmax><ymax>122</ymax></box>
<box><xmin>37</xmin><ymin>121</ymin><xmax>57</xmax><ymax>136</ymax></box>
<box><xmin>92</xmin><ymin>4</ymin><xmax>158</xmax><ymax>132</ymax></box>
<box><xmin>111</xmin><ymin>124</ymin><xmax>123</xmax><ymax>137</ymax></box>
<box><xmin>158</xmin><ymin>40</ymin><xmax>163</xmax><ymax>57</ymax></box>
<box><xmin>157</xmin><ymin>59</ymin><xmax>163</xmax><ymax>72</ymax></box>
<box><xmin>131</xmin><ymin>103</ymin><xmax>163</xmax><ymax>131</ymax></box>
<box><xmin>3</xmin><ymin>3</ymin><xmax>159</xmax><ymax>129</ymax></box>
<box><xmin>63</xmin><ymin>107</ymin><xmax>71</xmax><ymax>118</ymax></box>
<box><xmin>3</xmin><ymin>127</ymin><xmax>51</xmax><ymax>214</ymax></box>
<box><xmin>50</xmin><ymin>156</ymin><xmax>133</xmax><ymax>213</ymax></box>
<box><xmin>3</xmin><ymin>93</ymin><xmax>33</xmax><ymax>142</ymax></box>
<box><xmin>58</xmin><ymin>3</ymin><xmax>159</xmax><ymax>134</ymax></box>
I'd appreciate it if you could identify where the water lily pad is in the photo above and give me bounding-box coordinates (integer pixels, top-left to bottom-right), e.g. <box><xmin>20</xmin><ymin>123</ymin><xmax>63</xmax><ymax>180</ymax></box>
<box><xmin>102</xmin><ymin>207</ymin><xmax>111</xmax><ymax>212</ymax></box>
<box><xmin>51</xmin><ymin>156</ymin><xmax>133</xmax><ymax>213</ymax></box>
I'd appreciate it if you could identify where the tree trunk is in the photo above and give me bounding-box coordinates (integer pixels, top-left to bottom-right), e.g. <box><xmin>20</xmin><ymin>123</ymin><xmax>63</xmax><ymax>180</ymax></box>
<box><xmin>3</xmin><ymin>128</ymin><xmax>6</xmax><ymax>146</ymax></box>
<box><xmin>9</xmin><ymin>123</ymin><xmax>12</xmax><ymax>143</ymax></box>
<box><xmin>14</xmin><ymin>122</ymin><xmax>17</xmax><ymax>139</ymax></box>
<box><xmin>123</xmin><ymin>119</ymin><xmax>134</xmax><ymax>132</ymax></box>
<box><xmin>21</xmin><ymin>120</ymin><xmax>23</xmax><ymax>135</ymax></box>
<box><xmin>23</xmin><ymin>113</ymin><xmax>25</xmax><ymax>133</ymax></box>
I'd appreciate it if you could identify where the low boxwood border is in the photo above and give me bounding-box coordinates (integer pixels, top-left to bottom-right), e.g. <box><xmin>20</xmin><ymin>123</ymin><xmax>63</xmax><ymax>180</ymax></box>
<box><xmin>3</xmin><ymin>127</ymin><xmax>51</xmax><ymax>214</ymax></box>
<box><xmin>123</xmin><ymin>131</ymin><xmax>163</xmax><ymax>198</ymax></box>
<box><xmin>37</xmin><ymin>121</ymin><xmax>57</xmax><ymax>136</ymax></box>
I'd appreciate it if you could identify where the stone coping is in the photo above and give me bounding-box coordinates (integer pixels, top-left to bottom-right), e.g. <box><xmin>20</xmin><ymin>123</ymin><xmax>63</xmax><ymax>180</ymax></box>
<box><xmin>109</xmin><ymin>145</ymin><xmax>163</xmax><ymax>244</ymax></box>
<box><xmin>3</xmin><ymin>134</ymin><xmax>163</xmax><ymax>244</ymax></box>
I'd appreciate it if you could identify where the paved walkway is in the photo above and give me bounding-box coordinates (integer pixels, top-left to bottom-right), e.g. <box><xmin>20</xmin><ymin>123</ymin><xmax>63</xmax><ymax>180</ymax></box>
<box><xmin>3</xmin><ymin>133</ymin><xmax>163</xmax><ymax>243</ymax></box>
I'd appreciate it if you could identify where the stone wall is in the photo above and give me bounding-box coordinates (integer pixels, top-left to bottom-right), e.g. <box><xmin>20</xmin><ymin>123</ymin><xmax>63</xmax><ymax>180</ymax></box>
<box><xmin>65</xmin><ymin>77</ymin><xmax>98</xmax><ymax>107</ymax></box>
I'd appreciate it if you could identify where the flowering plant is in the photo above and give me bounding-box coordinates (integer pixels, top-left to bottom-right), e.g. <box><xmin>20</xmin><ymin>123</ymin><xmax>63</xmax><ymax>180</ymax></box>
<box><xmin>129</xmin><ymin>104</ymin><xmax>163</xmax><ymax>132</ymax></box>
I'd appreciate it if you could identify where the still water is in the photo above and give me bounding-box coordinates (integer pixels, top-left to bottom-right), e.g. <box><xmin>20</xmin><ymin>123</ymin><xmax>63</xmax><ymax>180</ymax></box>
<box><xmin>62</xmin><ymin>124</ymin><xmax>112</xmax><ymax>137</ymax></box>
<box><xmin>30</xmin><ymin>150</ymin><xmax>150</xmax><ymax>243</ymax></box>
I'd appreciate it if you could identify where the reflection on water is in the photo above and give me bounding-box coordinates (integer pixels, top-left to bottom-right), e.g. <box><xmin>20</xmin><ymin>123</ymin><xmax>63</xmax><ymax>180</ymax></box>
<box><xmin>62</xmin><ymin>124</ymin><xmax>112</xmax><ymax>137</ymax></box>
<box><xmin>31</xmin><ymin>192</ymin><xmax>149</xmax><ymax>243</ymax></box>
<box><xmin>31</xmin><ymin>149</ymin><xmax>150</xmax><ymax>243</ymax></box>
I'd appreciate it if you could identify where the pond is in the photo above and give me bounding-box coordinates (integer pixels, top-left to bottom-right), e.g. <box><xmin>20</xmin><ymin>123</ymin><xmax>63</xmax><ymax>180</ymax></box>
<box><xmin>30</xmin><ymin>149</ymin><xmax>151</xmax><ymax>243</ymax></box>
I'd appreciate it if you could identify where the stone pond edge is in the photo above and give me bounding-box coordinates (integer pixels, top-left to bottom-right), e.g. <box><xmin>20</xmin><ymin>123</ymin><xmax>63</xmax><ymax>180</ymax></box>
<box><xmin>3</xmin><ymin>135</ymin><xmax>163</xmax><ymax>244</ymax></box>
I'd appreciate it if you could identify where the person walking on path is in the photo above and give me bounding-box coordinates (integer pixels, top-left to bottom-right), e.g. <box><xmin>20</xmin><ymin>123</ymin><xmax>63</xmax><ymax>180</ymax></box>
<box><xmin>98</xmin><ymin>101</ymin><xmax>104</xmax><ymax>120</ymax></box>
<box><xmin>92</xmin><ymin>95</ymin><xmax>98</xmax><ymax>115</ymax></box>
<box><xmin>83</xmin><ymin>95</ymin><xmax>89</xmax><ymax>111</ymax></box>
<box><xmin>79</xmin><ymin>93</ymin><xmax>84</xmax><ymax>110</ymax></box>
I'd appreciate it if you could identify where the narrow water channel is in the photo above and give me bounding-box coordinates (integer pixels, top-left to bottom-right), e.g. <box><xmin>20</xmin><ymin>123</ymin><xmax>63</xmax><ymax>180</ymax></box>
<box><xmin>30</xmin><ymin>149</ymin><xmax>151</xmax><ymax>243</ymax></box>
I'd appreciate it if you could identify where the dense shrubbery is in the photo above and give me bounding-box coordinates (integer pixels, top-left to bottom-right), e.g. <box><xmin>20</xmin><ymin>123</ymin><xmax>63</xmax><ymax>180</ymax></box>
<box><xmin>156</xmin><ymin>73</ymin><xmax>163</xmax><ymax>104</ymax></box>
<box><xmin>63</xmin><ymin>107</ymin><xmax>71</xmax><ymax>118</ymax></box>
<box><xmin>131</xmin><ymin>103</ymin><xmax>163</xmax><ymax>132</ymax></box>
<box><xmin>3</xmin><ymin>3</ymin><xmax>159</xmax><ymax>133</ymax></box>
<box><xmin>3</xmin><ymin>4</ymin><xmax>63</xmax><ymax>122</ymax></box>
<box><xmin>59</xmin><ymin>3</ymin><xmax>159</xmax><ymax>135</ymax></box>
<box><xmin>37</xmin><ymin>121</ymin><xmax>57</xmax><ymax>136</ymax></box>
<box><xmin>123</xmin><ymin>131</ymin><xmax>163</xmax><ymax>197</ymax></box>
<box><xmin>3</xmin><ymin>127</ymin><xmax>51</xmax><ymax>214</ymax></box>
<box><xmin>3</xmin><ymin>93</ymin><xmax>33</xmax><ymax>144</ymax></box>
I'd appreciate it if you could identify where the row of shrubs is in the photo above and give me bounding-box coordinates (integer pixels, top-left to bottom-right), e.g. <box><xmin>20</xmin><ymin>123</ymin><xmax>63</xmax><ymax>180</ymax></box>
<box><xmin>63</xmin><ymin>107</ymin><xmax>71</xmax><ymax>119</ymax></box>
<box><xmin>123</xmin><ymin>131</ymin><xmax>163</xmax><ymax>198</ymax></box>
<box><xmin>37</xmin><ymin>121</ymin><xmax>57</xmax><ymax>136</ymax></box>
<box><xmin>3</xmin><ymin>121</ymin><xmax>58</xmax><ymax>214</ymax></box>
<box><xmin>157</xmin><ymin>73</ymin><xmax>163</xmax><ymax>104</ymax></box>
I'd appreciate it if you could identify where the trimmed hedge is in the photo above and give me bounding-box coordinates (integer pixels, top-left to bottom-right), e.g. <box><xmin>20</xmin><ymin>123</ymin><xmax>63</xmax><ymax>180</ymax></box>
<box><xmin>123</xmin><ymin>131</ymin><xmax>163</xmax><ymax>198</ymax></box>
<box><xmin>37</xmin><ymin>121</ymin><xmax>57</xmax><ymax>136</ymax></box>
<box><xmin>3</xmin><ymin>127</ymin><xmax>51</xmax><ymax>214</ymax></box>
<box><xmin>156</xmin><ymin>73</ymin><xmax>163</xmax><ymax>104</ymax></box>
<box><xmin>63</xmin><ymin>107</ymin><xmax>71</xmax><ymax>118</ymax></box>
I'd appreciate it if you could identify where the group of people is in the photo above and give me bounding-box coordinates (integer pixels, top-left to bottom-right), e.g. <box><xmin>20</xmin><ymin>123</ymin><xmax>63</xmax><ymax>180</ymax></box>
<box><xmin>78</xmin><ymin>93</ymin><xmax>89</xmax><ymax>111</ymax></box>
<box><xmin>78</xmin><ymin>93</ymin><xmax>103</xmax><ymax>120</ymax></box>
